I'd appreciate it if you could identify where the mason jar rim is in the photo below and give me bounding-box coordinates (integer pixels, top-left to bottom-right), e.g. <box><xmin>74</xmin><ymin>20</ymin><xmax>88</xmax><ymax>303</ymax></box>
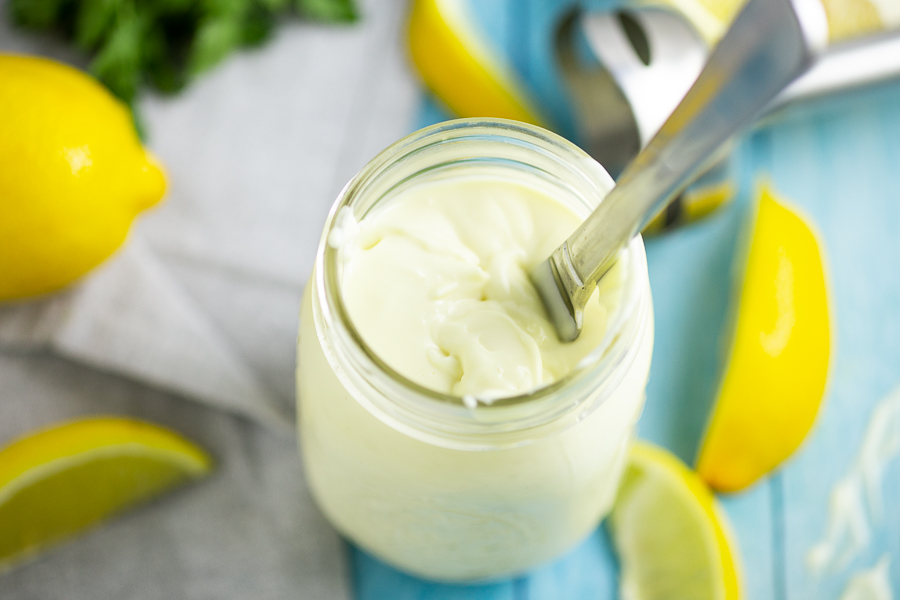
<box><xmin>311</xmin><ymin>118</ymin><xmax>652</xmax><ymax>449</ymax></box>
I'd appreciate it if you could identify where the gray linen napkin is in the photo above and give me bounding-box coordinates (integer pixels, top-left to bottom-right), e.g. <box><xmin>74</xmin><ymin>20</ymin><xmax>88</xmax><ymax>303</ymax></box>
<box><xmin>0</xmin><ymin>0</ymin><xmax>418</xmax><ymax>597</ymax></box>
<box><xmin>0</xmin><ymin>0</ymin><xmax>417</xmax><ymax>429</ymax></box>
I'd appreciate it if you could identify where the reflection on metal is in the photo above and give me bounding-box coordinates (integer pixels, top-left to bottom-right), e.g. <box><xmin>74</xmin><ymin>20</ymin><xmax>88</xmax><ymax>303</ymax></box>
<box><xmin>580</xmin><ymin>9</ymin><xmax>709</xmax><ymax>148</ymax></box>
<box><xmin>557</xmin><ymin>6</ymin><xmax>900</xmax><ymax>231</ymax></box>
<box><xmin>556</xmin><ymin>11</ymin><xmax>641</xmax><ymax>179</ymax></box>
<box><xmin>561</xmin><ymin>6</ymin><xmax>900</xmax><ymax>159</ymax></box>
<box><xmin>540</xmin><ymin>0</ymin><xmax>824</xmax><ymax>341</ymax></box>
<box><xmin>776</xmin><ymin>31</ymin><xmax>900</xmax><ymax>106</ymax></box>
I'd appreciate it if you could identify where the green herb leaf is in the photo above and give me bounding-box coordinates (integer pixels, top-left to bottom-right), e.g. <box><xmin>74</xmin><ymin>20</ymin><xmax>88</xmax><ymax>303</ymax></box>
<box><xmin>143</xmin><ymin>20</ymin><xmax>187</xmax><ymax>93</ymax></box>
<box><xmin>74</xmin><ymin>0</ymin><xmax>119</xmax><ymax>49</ymax></box>
<box><xmin>257</xmin><ymin>0</ymin><xmax>289</xmax><ymax>13</ymax></box>
<box><xmin>188</xmin><ymin>15</ymin><xmax>243</xmax><ymax>75</ymax></box>
<box><xmin>296</xmin><ymin>0</ymin><xmax>357</xmax><ymax>23</ymax></box>
<box><xmin>89</xmin><ymin>0</ymin><xmax>144</xmax><ymax>102</ymax></box>
<box><xmin>242</xmin><ymin>6</ymin><xmax>273</xmax><ymax>46</ymax></box>
<box><xmin>10</xmin><ymin>0</ymin><xmax>359</xmax><ymax>106</ymax></box>
<box><xmin>11</xmin><ymin>0</ymin><xmax>72</xmax><ymax>29</ymax></box>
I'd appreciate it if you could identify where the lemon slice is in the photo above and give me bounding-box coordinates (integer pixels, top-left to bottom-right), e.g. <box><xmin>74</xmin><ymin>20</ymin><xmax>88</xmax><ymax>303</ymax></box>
<box><xmin>610</xmin><ymin>442</ymin><xmax>742</xmax><ymax>600</ymax></box>
<box><xmin>407</xmin><ymin>0</ymin><xmax>545</xmax><ymax>125</ymax></box>
<box><xmin>0</xmin><ymin>417</ymin><xmax>212</xmax><ymax>570</ymax></box>
<box><xmin>696</xmin><ymin>186</ymin><xmax>831</xmax><ymax>492</ymax></box>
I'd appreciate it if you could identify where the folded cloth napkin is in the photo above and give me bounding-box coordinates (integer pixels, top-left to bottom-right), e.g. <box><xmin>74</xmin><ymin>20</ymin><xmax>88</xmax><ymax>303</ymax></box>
<box><xmin>0</xmin><ymin>0</ymin><xmax>419</xmax><ymax>430</ymax></box>
<box><xmin>0</xmin><ymin>2</ymin><xmax>417</xmax><ymax>597</ymax></box>
<box><xmin>0</xmin><ymin>239</ymin><xmax>294</xmax><ymax>429</ymax></box>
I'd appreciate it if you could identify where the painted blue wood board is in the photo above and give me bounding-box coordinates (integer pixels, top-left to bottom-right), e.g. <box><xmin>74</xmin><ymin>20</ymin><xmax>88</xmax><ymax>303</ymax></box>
<box><xmin>352</xmin><ymin>2</ymin><xmax>900</xmax><ymax>599</ymax></box>
<box><xmin>748</xmin><ymin>81</ymin><xmax>900</xmax><ymax>599</ymax></box>
<box><xmin>352</xmin><ymin>548</ymin><xmax>517</xmax><ymax>600</ymax></box>
<box><xmin>514</xmin><ymin>526</ymin><xmax>619</xmax><ymax>600</ymax></box>
<box><xmin>352</xmin><ymin>527</ymin><xmax>618</xmax><ymax>600</ymax></box>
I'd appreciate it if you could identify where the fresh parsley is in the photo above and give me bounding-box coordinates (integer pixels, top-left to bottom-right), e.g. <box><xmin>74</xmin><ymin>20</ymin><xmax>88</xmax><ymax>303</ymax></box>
<box><xmin>10</xmin><ymin>0</ymin><xmax>358</xmax><ymax>103</ymax></box>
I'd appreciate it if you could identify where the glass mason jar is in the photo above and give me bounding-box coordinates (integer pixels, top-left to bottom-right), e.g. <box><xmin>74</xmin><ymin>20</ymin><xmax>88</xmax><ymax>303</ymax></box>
<box><xmin>297</xmin><ymin>119</ymin><xmax>654</xmax><ymax>582</ymax></box>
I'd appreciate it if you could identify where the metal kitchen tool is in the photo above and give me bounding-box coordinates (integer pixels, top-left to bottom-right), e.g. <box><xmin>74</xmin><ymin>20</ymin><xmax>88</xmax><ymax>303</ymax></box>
<box><xmin>560</xmin><ymin>4</ymin><xmax>900</xmax><ymax>180</ymax></box>
<box><xmin>533</xmin><ymin>0</ymin><xmax>828</xmax><ymax>343</ymax></box>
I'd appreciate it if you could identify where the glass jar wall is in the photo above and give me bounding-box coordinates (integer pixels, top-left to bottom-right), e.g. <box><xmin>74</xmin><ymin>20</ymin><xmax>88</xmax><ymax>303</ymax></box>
<box><xmin>297</xmin><ymin>119</ymin><xmax>654</xmax><ymax>581</ymax></box>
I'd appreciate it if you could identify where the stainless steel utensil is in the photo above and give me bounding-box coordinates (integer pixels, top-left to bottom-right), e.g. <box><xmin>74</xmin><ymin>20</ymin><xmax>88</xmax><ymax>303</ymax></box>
<box><xmin>561</xmin><ymin>5</ymin><xmax>900</xmax><ymax>180</ymax></box>
<box><xmin>533</xmin><ymin>0</ymin><xmax>828</xmax><ymax>342</ymax></box>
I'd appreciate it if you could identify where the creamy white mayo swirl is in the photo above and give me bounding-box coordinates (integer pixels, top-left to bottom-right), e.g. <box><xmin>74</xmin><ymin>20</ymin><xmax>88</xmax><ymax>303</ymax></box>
<box><xmin>337</xmin><ymin>173</ymin><xmax>623</xmax><ymax>401</ymax></box>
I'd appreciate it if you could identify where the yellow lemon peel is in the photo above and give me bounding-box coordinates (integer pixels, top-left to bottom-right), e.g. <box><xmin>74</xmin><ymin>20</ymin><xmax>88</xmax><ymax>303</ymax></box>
<box><xmin>820</xmin><ymin>0</ymin><xmax>885</xmax><ymax>41</ymax></box>
<box><xmin>632</xmin><ymin>0</ymin><xmax>887</xmax><ymax>46</ymax></box>
<box><xmin>633</xmin><ymin>0</ymin><xmax>747</xmax><ymax>44</ymax></box>
<box><xmin>0</xmin><ymin>417</ymin><xmax>212</xmax><ymax>571</ymax></box>
<box><xmin>697</xmin><ymin>185</ymin><xmax>831</xmax><ymax>492</ymax></box>
<box><xmin>0</xmin><ymin>55</ymin><xmax>166</xmax><ymax>301</ymax></box>
<box><xmin>407</xmin><ymin>0</ymin><xmax>545</xmax><ymax>125</ymax></box>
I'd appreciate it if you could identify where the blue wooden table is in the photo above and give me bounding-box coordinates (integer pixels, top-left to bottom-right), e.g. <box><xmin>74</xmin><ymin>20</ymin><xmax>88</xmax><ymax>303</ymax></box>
<box><xmin>352</xmin><ymin>2</ymin><xmax>900</xmax><ymax>598</ymax></box>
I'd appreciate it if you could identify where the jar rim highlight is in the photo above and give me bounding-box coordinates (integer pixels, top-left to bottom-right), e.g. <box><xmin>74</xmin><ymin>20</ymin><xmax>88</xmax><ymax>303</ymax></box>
<box><xmin>311</xmin><ymin>118</ymin><xmax>652</xmax><ymax>449</ymax></box>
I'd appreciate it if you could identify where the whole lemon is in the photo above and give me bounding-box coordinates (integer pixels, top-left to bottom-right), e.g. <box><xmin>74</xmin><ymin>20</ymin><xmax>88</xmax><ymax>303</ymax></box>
<box><xmin>0</xmin><ymin>55</ymin><xmax>166</xmax><ymax>301</ymax></box>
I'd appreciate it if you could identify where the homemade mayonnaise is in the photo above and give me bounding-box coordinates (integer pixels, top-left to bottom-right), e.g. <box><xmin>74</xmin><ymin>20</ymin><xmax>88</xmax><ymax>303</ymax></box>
<box><xmin>337</xmin><ymin>176</ymin><xmax>624</xmax><ymax>403</ymax></box>
<box><xmin>298</xmin><ymin>119</ymin><xmax>654</xmax><ymax>581</ymax></box>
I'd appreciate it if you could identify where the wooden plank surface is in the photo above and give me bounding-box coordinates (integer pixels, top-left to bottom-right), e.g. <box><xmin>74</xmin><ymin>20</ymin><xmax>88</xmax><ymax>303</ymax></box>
<box><xmin>758</xmin><ymin>82</ymin><xmax>900</xmax><ymax>599</ymax></box>
<box><xmin>353</xmin><ymin>1</ymin><xmax>900</xmax><ymax>599</ymax></box>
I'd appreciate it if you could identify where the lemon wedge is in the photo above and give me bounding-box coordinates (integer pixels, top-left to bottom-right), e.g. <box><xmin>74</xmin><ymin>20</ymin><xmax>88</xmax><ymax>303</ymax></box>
<box><xmin>407</xmin><ymin>0</ymin><xmax>545</xmax><ymax>125</ymax></box>
<box><xmin>635</xmin><ymin>0</ymin><xmax>747</xmax><ymax>44</ymax></box>
<box><xmin>611</xmin><ymin>442</ymin><xmax>742</xmax><ymax>600</ymax></box>
<box><xmin>635</xmin><ymin>0</ymin><xmax>888</xmax><ymax>46</ymax></box>
<box><xmin>0</xmin><ymin>417</ymin><xmax>212</xmax><ymax>571</ymax></box>
<box><xmin>697</xmin><ymin>186</ymin><xmax>831</xmax><ymax>492</ymax></box>
<box><xmin>819</xmin><ymin>0</ymin><xmax>885</xmax><ymax>41</ymax></box>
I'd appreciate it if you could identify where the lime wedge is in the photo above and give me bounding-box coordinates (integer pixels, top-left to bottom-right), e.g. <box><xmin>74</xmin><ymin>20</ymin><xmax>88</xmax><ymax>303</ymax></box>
<box><xmin>611</xmin><ymin>442</ymin><xmax>742</xmax><ymax>600</ymax></box>
<box><xmin>0</xmin><ymin>417</ymin><xmax>212</xmax><ymax>570</ymax></box>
